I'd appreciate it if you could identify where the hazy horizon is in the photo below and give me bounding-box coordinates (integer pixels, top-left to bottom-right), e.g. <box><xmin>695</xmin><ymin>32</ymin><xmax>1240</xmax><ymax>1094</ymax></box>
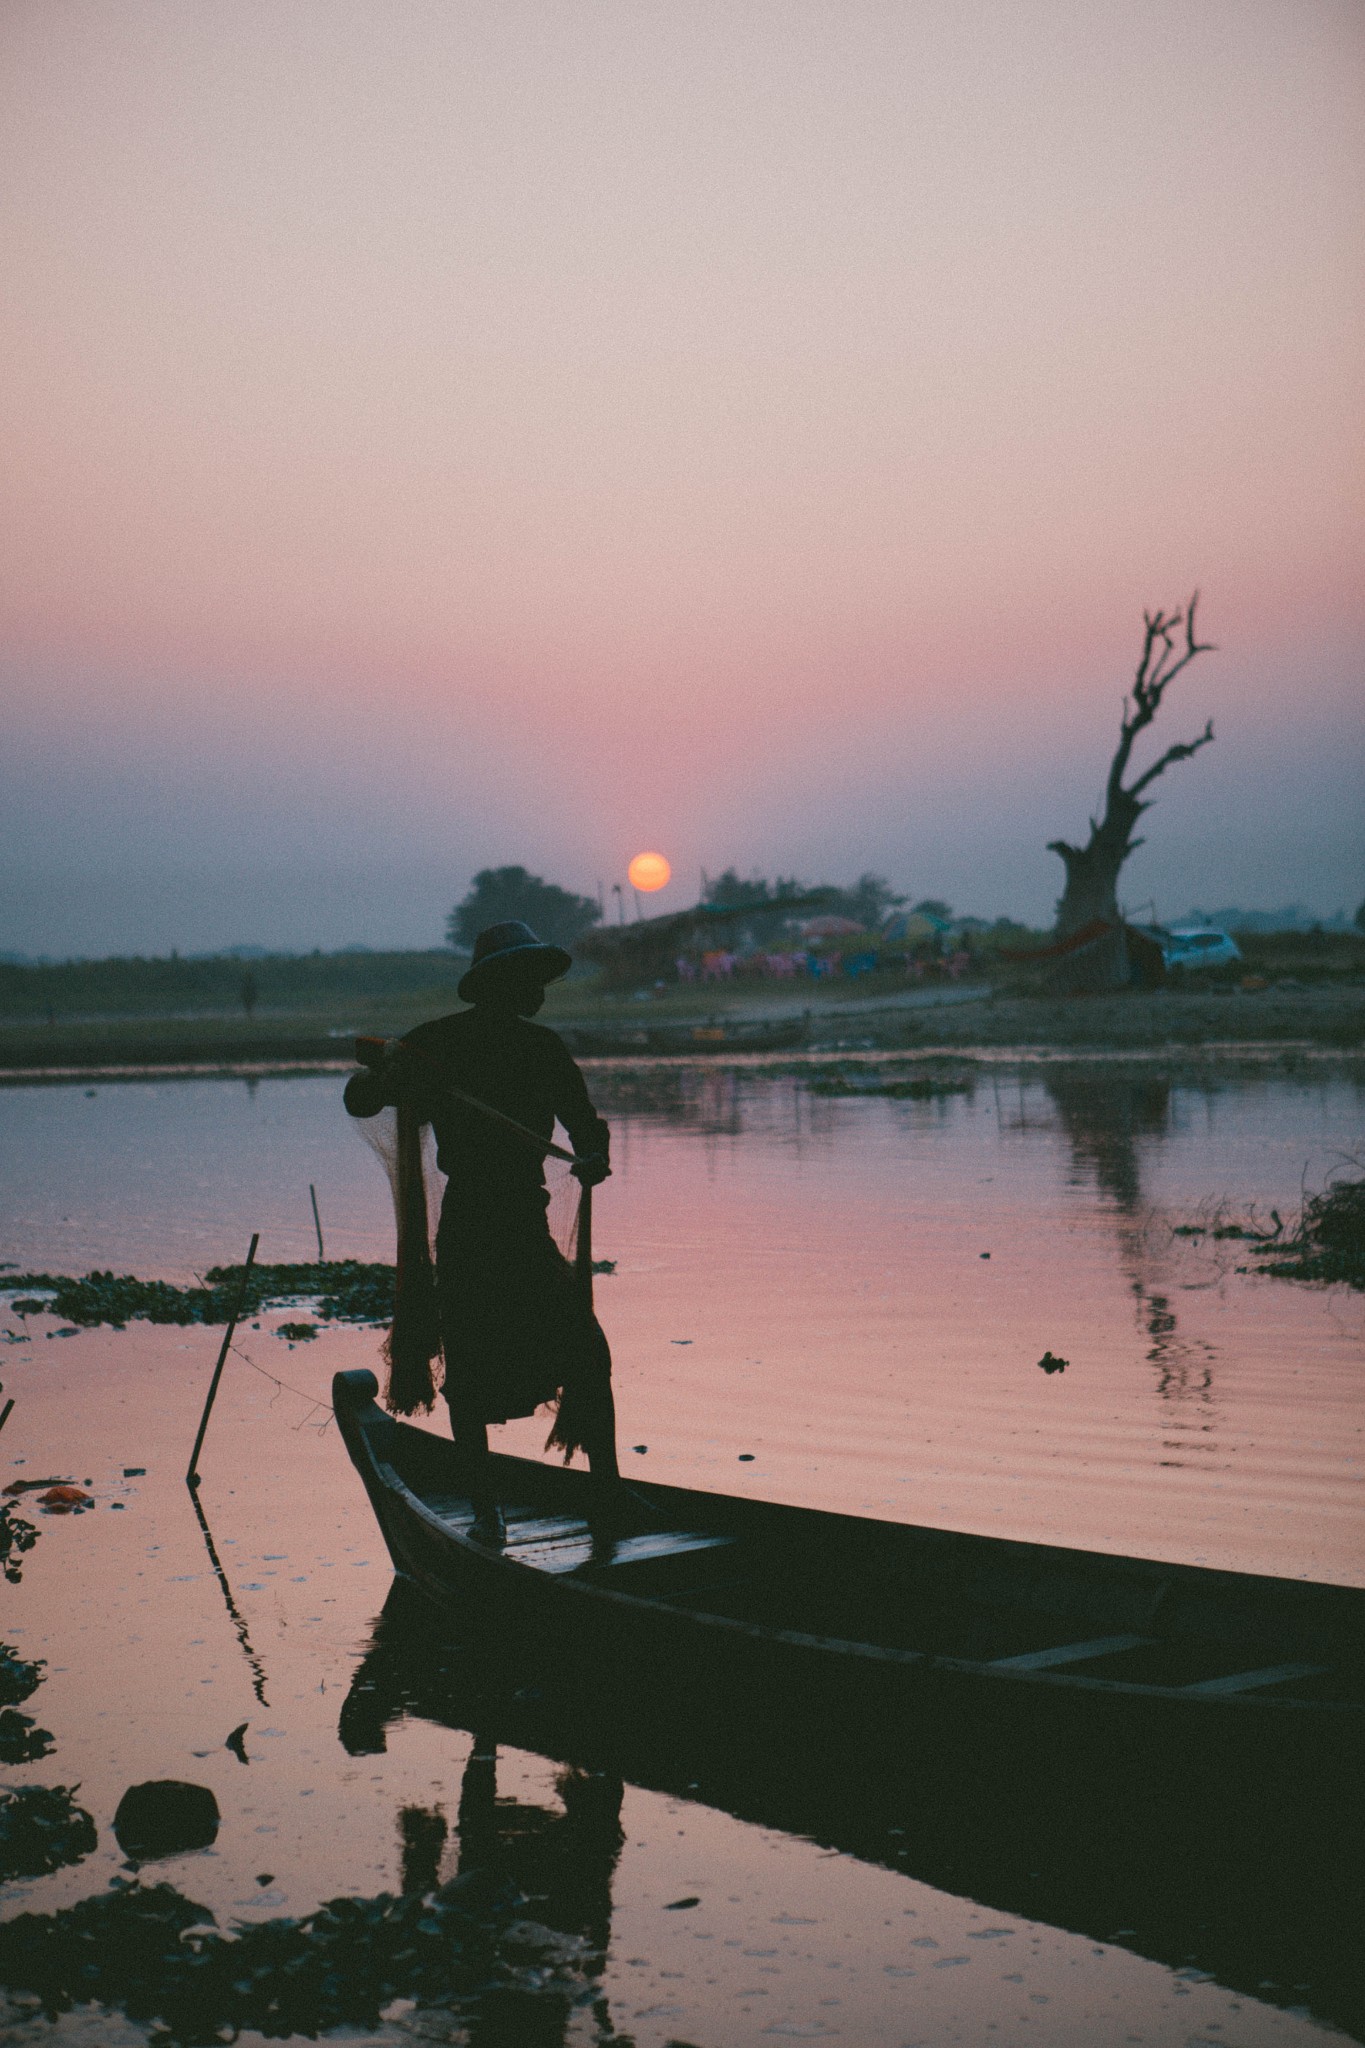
<box><xmin>3</xmin><ymin>1</ymin><xmax>1361</xmax><ymax>958</ymax></box>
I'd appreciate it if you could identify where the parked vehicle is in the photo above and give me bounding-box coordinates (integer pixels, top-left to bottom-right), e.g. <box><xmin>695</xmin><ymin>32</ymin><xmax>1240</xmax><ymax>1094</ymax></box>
<box><xmin>1161</xmin><ymin>926</ymin><xmax>1242</xmax><ymax>970</ymax></box>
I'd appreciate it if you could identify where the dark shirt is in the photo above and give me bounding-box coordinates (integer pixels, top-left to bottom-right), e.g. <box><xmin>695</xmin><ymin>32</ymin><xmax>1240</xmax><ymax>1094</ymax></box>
<box><xmin>352</xmin><ymin>1008</ymin><xmax>609</xmax><ymax>1200</ymax></box>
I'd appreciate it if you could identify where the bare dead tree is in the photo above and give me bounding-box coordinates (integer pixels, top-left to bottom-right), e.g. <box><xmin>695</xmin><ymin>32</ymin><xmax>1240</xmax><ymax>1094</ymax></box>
<box><xmin>1050</xmin><ymin>594</ymin><xmax>1216</xmax><ymax>941</ymax></box>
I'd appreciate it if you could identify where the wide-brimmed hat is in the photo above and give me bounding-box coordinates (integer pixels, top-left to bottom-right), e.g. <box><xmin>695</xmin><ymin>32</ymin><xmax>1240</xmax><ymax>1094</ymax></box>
<box><xmin>458</xmin><ymin>921</ymin><xmax>572</xmax><ymax>1003</ymax></box>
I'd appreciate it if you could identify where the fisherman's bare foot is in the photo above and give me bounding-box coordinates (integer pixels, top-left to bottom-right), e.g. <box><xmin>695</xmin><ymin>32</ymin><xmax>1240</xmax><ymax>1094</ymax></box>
<box><xmin>469</xmin><ymin>1504</ymin><xmax>506</xmax><ymax>1548</ymax></box>
<box><xmin>587</xmin><ymin>1478</ymin><xmax>633</xmax><ymax>1538</ymax></box>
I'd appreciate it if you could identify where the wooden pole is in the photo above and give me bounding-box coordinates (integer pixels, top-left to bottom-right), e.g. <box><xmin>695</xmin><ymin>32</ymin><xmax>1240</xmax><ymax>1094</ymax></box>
<box><xmin>576</xmin><ymin>1179</ymin><xmax>594</xmax><ymax>1310</ymax></box>
<box><xmin>309</xmin><ymin>1183</ymin><xmax>325</xmax><ymax>1261</ymax></box>
<box><xmin>186</xmin><ymin>1233</ymin><xmax>259</xmax><ymax>1489</ymax></box>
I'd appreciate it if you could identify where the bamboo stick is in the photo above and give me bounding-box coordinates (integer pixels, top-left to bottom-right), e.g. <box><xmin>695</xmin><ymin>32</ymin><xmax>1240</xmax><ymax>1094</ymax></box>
<box><xmin>186</xmin><ymin>1233</ymin><xmax>259</xmax><ymax>1488</ymax></box>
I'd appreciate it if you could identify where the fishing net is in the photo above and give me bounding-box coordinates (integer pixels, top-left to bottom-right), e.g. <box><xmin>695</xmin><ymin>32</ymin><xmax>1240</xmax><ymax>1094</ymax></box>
<box><xmin>354</xmin><ymin>1057</ymin><xmax>585</xmax><ymax>1420</ymax></box>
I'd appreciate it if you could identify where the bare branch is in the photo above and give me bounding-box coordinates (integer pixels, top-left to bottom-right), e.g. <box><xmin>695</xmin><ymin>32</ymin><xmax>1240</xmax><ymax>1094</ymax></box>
<box><xmin>1107</xmin><ymin>594</ymin><xmax>1216</xmax><ymax>805</ymax></box>
<box><xmin>1128</xmin><ymin>718</ymin><xmax>1215</xmax><ymax>798</ymax></box>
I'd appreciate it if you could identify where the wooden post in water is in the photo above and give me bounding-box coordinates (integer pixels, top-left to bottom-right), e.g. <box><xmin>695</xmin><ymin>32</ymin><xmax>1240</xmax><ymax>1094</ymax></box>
<box><xmin>309</xmin><ymin>1183</ymin><xmax>325</xmax><ymax>1262</ymax></box>
<box><xmin>186</xmin><ymin>1233</ymin><xmax>259</xmax><ymax>1489</ymax></box>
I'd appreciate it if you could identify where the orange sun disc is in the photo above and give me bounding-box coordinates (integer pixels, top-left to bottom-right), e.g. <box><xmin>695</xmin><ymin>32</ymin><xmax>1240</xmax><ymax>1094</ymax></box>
<box><xmin>627</xmin><ymin>851</ymin><xmax>671</xmax><ymax>892</ymax></box>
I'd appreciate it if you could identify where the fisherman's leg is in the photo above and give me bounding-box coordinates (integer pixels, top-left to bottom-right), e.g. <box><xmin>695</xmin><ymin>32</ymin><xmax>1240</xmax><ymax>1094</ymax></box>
<box><xmin>581</xmin><ymin>1320</ymin><xmax>621</xmax><ymax>1495</ymax></box>
<box><xmin>445</xmin><ymin>1391</ymin><xmax>503</xmax><ymax>1544</ymax></box>
<box><xmin>436</xmin><ymin>1229</ymin><xmax>505</xmax><ymax>1545</ymax></box>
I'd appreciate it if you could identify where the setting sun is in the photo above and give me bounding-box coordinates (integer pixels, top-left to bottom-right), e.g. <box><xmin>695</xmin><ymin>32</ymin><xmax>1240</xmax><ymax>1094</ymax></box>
<box><xmin>627</xmin><ymin>851</ymin><xmax>671</xmax><ymax>893</ymax></box>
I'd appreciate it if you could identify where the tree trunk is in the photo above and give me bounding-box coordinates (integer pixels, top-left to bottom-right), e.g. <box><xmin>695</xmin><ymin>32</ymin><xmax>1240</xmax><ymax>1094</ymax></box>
<box><xmin>1046</xmin><ymin>598</ymin><xmax>1216</xmax><ymax>993</ymax></box>
<box><xmin>1051</xmin><ymin>791</ymin><xmax>1142</xmax><ymax>940</ymax></box>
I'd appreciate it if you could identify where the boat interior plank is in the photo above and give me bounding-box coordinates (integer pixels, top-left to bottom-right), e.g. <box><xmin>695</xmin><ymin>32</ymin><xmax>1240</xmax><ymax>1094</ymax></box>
<box><xmin>1180</xmin><ymin>1662</ymin><xmax>1331</xmax><ymax>1698</ymax></box>
<box><xmin>987</xmin><ymin>1633</ymin><xmax>1154</xmax><ymax>1672</ymax></box>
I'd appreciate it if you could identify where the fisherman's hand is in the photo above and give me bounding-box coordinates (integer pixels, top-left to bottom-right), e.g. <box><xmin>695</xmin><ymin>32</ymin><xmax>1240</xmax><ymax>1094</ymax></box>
<box><xmin>571</xmin><ymin>1152</ymin><xmax>611</xmax><ymax>1187</ymax></box>
<box><xmin>344</xmin><ymin>1038</ymin><xmax>415</xmax><ymax>1118</ymax></box>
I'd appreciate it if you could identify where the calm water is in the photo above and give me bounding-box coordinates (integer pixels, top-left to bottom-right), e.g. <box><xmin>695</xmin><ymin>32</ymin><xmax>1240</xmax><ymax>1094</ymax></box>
<box><xmin>1</xmin><ymin>1059</ymin><xmax>1362</xmax><ymax>2045</ymax></box>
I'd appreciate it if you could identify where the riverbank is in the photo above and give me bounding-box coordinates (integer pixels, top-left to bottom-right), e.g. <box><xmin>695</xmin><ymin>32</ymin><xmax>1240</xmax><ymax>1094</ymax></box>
<box><xmin>0</xmin><ymin>976</ymin><xmax>1360</xmax><ymax>1080</ymax></box>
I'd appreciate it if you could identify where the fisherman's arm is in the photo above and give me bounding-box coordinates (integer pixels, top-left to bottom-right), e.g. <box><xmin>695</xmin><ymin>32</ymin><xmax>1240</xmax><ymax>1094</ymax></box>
<box><xmin>343</xmin><ymin>1035</ymin><xmax>427</xmax><ymax>1119</ymax></box>
<box><xmin>553</xmin><ymin>1046</ymin><xmax>611</xmax><ymax>1183</ymax></box>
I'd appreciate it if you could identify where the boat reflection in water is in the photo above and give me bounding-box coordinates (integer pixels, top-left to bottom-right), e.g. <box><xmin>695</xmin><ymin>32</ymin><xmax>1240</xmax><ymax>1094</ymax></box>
<box><xmin>344</xmin><ymin>1620</ymin><xmax>625</xmax><ymax>2046</ymax></box>
<box><xmin>341</xmin><ymin>1578</ymin><xmax>1365</xmax><ymax>2042</ymax></box>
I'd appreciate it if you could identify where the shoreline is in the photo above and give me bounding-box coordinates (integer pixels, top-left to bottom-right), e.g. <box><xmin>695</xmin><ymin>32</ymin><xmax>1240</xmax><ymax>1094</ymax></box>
<box><xmin>1</xmin><ymin>1039</ymin><xmax>1360</xmax><ymax>1088</ymax></box>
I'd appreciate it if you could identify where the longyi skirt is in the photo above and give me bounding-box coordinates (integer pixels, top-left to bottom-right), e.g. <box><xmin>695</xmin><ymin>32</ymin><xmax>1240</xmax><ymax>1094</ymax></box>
<box><xmin>435</xmin><ymin>1189</ymin><xmax>604</xmax><ymax>1425</ymax></box>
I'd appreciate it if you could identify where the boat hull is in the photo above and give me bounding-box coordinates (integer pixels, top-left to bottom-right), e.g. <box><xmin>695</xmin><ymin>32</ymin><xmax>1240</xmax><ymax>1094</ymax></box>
<box><xmin>333</xmin><ymin>1369</ymin><xmax>1365</xmax><ymax>1815</ymax></box>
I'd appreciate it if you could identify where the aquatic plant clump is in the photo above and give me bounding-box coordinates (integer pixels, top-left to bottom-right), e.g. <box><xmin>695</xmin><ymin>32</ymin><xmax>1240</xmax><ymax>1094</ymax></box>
<box><xmin>0</xmin><ymin>1709</ymin><xmax>54</xmax><ymax>1766</ymax></box>
<box><xmin>1172</xmin><ymin>1176</ymin><xmax>1365</xmax><ymax>1290</ymax></box>
<box><xmin>0</xmin><ymin>1869</ymin><xmax>590</xmax><ymax>2045</ymax></box>
<box><xmin>1255</xmin><ymin>1176</ymin><xmax>1365</xmax><ymax>1289</ymax></box>
<box><xmin>804</xmin><ymin>1062</ymin><xmax>976</xmax><ymax>1100</ymax></box>
<box><xmin>0</xmin><ymin>1785</ymin><xmax>97</xmax><ymax>1882</ymax></box>
<box><xmin>1</xmin><ymin>1261</ymin><xmax>397</xmax><ymax>1330</ymax></box>
<box><xmin>0</xmin><ymin>1504</ymin><xmax>39</xmax><ymax>1584</ymax></box>
<box><xmin>0</xmin><ymin>1644</ymin><xmax>45</xmax><ymax>1708</ymax></box>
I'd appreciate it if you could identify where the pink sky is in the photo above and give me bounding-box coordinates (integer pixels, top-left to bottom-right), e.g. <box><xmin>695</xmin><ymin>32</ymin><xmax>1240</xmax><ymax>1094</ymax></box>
<box><xmin>2</xmin><ymin>0</ymin><xmax>1361</xmax><ymax>953</ymax></box>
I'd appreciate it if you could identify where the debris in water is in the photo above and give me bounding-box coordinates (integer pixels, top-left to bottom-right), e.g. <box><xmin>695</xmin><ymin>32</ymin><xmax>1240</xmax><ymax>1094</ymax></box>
<box><xmin>122</xmin><ymin>1467</ymin><xmax>145</xmax><ymax>1477</ymax></box>
<box><xmin>671</xmin><ymin>1339</ymin><xmax>692</xmax><ymax>1345</ymax></box>
<box><xmin>276</xmin><ymin>1322</ymin><xmax>317</xmax><ymax>1342</ymax></box>
<box><xmin>1037</xmin><ymin>1351</ymin><xmax>1068</xmax><ymax>1375</ymax></box>
<box><xmin>226</xmin><ymin>1723</ymin><xmax>249</xmax><ymax>1765</ymax></box>
<box><xmin>39</xmin><ymin>1485</ymin><xmax>93</xmax><ymax>1513</ymax></box>
<box><xmin>632</xmin><ymin>1444</ymin><xmax>648</xmax><ymax>1454</ymax></box>
<box><xmin>738</xmin><ymin>1453</ymin><xmax>756</xmax><ymax>1462</ymax></box>
<box><xmin>4</xmin><ymin>1477</ymin><xmax>72</xmax><ymax>1497</ymax></box>
<box><xmin>664</xmin><ymin>1896</ymin><xmax>701</xmax><ymax>1910</ymax></box>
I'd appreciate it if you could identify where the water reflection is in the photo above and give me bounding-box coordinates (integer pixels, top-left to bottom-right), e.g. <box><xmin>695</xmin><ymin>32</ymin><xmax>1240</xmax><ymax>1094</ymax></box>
<box><xmin>187</xmin><ymin>1487</ymin><xmax>270</xmax><ymax>1706</ymax></box>
<box><xmin>336</xmin><ymin>1582</ymin><xmax>1365</xmax><ymax>2042</ymax></box>
<box><xmin>1030</xmin><ymin>1067</ymin><xmax>1231</xmax><ymax>1436</ymax></box>
<box><xmin>1041</xmin><ymin>1068</ymin><xmax>1173</xmax><ymax>1214</ymax></box>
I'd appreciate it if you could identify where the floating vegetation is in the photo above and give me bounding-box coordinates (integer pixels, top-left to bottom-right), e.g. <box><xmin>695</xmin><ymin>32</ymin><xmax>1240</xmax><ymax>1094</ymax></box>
<box><xmin>0</xmin><ymin>1785</ymin><xmax>97</xmax><ymax>1882</ymax></box>
<box><xmin>0</xmin><ymin>1503</ymin><xmax>39</xmax><ymax>1584</ymax></box>
<box><xmin>1</xmin><ymin>1260</ymin><xmax>397</xmax><ymax>1331</ymax></box>
<box><xmin>275</xmin><ymin>1321</ymin><xmax>318</xmax><ymax>1343</ymax></box>
<box><xmin>0</xmin><ymin>1644</ymin><xmax>44</xmax><ymax>1711</ymax></box>
<box><xmin>1037</xmin><ymin>1351</ymin><xmax>1069</xmax><ymax>1374</ymax></box>
<box><xmin>0</xmin><ymin>1709</ymin><xmax>54</xmax><ymax>1766</ymax></box>
<box><xmin>805</xmin><ymin>1061</ymin><xmax>976</xmax><ymax>1101</ymax></box>
<box><xmin>0</xmin><ymin>1868</ymin><xmax>588</xmax><ymax>2045</ymax></box>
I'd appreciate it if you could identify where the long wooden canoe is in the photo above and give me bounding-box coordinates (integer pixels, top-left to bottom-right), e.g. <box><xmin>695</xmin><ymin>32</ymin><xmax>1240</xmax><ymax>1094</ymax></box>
<box><xmin>333</xmin><ymin>1367</ymin><xmax>1365</xmax><ymax>1788</ymax></box>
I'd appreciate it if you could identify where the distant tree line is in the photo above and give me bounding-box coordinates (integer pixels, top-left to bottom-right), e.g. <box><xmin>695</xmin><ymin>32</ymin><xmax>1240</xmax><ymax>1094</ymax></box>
<box><xmin>0</xmin><ymin>951</ymin><xmax>460</xmax><ymax>1023</ymax></box>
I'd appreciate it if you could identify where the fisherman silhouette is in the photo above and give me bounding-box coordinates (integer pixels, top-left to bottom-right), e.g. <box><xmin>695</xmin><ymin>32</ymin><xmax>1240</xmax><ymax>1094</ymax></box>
<box><xmin>344</xmin><ymin>921</ymin><xmax>619</xmax><ymax>1542</ymax></box>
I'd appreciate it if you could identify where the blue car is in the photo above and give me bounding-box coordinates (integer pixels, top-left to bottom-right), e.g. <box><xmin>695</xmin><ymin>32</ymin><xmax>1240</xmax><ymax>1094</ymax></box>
<box><xmin>1160</xmin><ymin>926</ymin><xmax>1242</xmax><ymax>971</ymax></box>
